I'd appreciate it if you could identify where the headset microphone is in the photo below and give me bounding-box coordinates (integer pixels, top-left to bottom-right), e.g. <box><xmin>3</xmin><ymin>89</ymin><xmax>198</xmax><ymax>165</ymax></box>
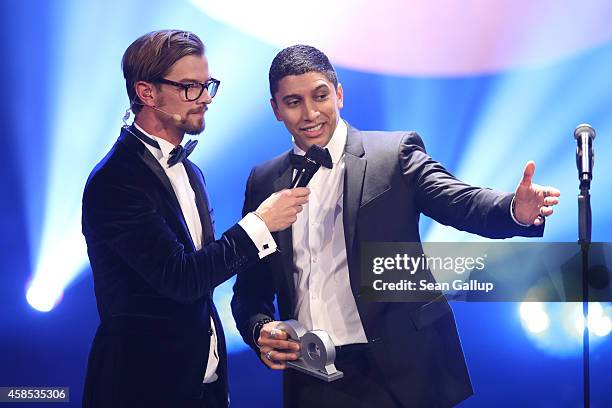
<box><xmin>150</xmin><ymin>105</ymin><xmax>183</xmax><ymax>123</ymax></box>
<box><xmin>122</xmin><ymin>102</ymin><xmax>183</xmax><ymax>124</ymax></box>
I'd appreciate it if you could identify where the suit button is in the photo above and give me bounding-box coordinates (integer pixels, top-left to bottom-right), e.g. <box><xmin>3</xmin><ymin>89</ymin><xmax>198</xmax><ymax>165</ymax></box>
<box><xmin>208</xmin><ymin>328</ymin><xmax>213</xmax><ymax>336</ymax></box>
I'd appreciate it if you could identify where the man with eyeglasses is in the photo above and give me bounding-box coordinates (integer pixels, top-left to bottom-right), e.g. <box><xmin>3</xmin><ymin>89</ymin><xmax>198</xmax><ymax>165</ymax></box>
<box><xmin>81</xmin><ymin>30</ymin><xmax>309</xmax><ymax>408</ymax></box>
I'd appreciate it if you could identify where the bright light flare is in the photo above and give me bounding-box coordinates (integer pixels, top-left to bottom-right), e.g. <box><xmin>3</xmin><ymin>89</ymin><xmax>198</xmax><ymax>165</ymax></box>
<box><xmin>26</xmin><ymin>221</ymin><xmax>88</xmax><ymax>312</ymax></box>
<box><xmin>575</xmin><ymin>302</ymin><xmax>612</xmax><ymax>337</ymax></box>
<box><xmin>520</xmin><ymin>302</ymin><xmax>550</xmax><ymax>334</ymax></box>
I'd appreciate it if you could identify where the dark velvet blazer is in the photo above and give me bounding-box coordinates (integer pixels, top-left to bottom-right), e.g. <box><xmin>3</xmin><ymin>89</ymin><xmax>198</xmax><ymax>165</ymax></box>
<box><xmin>231</xmin><ymin>124</ymin><xmax>543</xmax><ymax>407</ymax></box>
<box><xmin>81</xmin><ymin>126</ymin><xmax>259</xmax><ymax>407</ymax></box>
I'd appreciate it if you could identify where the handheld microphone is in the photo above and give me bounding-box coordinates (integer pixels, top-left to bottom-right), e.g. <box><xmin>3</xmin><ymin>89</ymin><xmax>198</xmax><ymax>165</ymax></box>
<box><xmin>574</xmin><ymin>123</ymin><xmax>596</xmax><ymax>187</ymax></box>
<box><xmin>291</xmin><ymin>144</ymin><xmax>330</xmax><ymax>188</ymax></box>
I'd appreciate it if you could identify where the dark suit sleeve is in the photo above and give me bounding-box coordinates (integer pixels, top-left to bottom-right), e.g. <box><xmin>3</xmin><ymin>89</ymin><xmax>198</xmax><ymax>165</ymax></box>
<box><xmin>82</xmin><ymin>173</ymin><xmax>260</xmax><ymax>304</ymax></box>
<box><xmin>231</xmin><ymin>167</ymin><xmax>277</xmax><ymax>353</ymax></box>
<box><xmin>398</xmin><ymin>132</ymin><xmax>543</xmax><ymax>238</ymax></box>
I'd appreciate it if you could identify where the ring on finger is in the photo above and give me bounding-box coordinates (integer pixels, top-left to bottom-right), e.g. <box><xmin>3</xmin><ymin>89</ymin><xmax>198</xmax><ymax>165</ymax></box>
<box><xmin>265</xmin><ymin>350</ymin><xmax>273</xmax><ymax>361</ymax></box>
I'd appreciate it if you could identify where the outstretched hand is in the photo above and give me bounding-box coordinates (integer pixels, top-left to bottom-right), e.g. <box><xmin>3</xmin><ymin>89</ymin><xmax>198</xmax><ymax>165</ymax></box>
<box><xmin>513</xmin><ymin>161</ymin><xmax>560</xmax><ymax>226</ymax></box>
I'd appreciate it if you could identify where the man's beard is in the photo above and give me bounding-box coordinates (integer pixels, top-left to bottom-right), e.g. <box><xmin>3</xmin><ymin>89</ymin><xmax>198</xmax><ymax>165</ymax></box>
<box><xmin>172</xmin><ymin>112</ymin><xmax>205</xmax><ymax>135</ymax></box>
<box><xmin>157</xmin><ymin>96</ymin><xmax>205</xmax><ymax>135</ymax></box>
<box><xmin>183</xmin><ymin>110</ymin><xmax>205</xmax><ymax>135</ymax></box>
<box><xmin>185</xmin><ymin>122</ymin><xmax>205</xmax><ymax>135</ymax></box>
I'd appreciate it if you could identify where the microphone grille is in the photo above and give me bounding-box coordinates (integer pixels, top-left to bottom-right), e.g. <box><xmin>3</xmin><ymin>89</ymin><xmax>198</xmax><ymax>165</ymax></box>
<box><xmin>574</xmin><ymin>123</ymin><xmax>596</xmax><ymax>140</ymax></box>
<box><xmin>305</xmin><ymin>144</ymin><xmax>328</xmax><ymax>164</ymax></box>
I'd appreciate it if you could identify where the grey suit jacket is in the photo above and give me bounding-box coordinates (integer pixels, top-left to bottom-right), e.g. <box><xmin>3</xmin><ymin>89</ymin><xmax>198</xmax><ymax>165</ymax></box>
<box><xmin>232</xmin><ymin>124</ymin><xmax>543</xmax><ymax>407</ymax></box>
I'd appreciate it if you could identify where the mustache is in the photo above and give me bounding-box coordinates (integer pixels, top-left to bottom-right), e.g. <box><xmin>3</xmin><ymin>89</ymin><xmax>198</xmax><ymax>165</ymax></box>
<box><xmin>188</xmin><ymin>107</ymin><xmax>207</xmax><ymax>115</ymax></box>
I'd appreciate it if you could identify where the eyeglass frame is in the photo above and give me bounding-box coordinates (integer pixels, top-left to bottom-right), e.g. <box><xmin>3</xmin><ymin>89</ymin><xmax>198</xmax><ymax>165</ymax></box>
<box><xmin>153</xmin><ymin>77</ymin><xmax>220</xmax><ymax>101</ymax></box>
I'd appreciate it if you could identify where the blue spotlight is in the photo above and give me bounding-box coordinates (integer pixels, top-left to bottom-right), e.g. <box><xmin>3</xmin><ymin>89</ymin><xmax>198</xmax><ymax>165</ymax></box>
<box><xmin>573</xmin><ymin>302</ymin><xmax>612</xmax><ymax>338</ymax></box>
<box><xmin>519</xmin><ymin>302</ymin><xmax>611</xmax><ymax>355</ymax></box>
<box><xmin>26</xmin><ymin>224</ymin><xmax>88</xmax><ymax>312</ymax></box>
<box><xmin>520</xmin><ymin>302</ymin><xmax>550</xmax><ymax>334</ymax></box>
<box><xmin>26</xmin><ymin>283</ymin><xmax>63</xmax><ymax>313</ymax></box>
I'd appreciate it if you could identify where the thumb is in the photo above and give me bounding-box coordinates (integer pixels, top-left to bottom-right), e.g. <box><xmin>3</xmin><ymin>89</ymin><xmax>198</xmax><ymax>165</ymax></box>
<box><xmin>520</xmin><ymin>161</ymin><xmax>536</xmax><ymax>186</ymax></box>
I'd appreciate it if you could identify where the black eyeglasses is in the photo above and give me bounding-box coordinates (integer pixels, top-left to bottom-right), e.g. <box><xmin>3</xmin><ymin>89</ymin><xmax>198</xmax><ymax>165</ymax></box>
<box><xmin>154</xmin><ymin>77</ymin><xmax>220</xmax><ymax>101</ymax></box>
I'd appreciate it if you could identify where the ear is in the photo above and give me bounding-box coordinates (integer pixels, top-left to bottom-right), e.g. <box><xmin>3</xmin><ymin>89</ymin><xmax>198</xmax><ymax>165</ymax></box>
<box><xmin>134</xmin><ymin>81</ymin><xmax>156</xmax><ymax>107</ymax></box>
<box><xmin>336</xmin><ymin>83</ymin><xmax>344</xmax><ymax>110</ymax></box>
<box><xmin>270</xmin><ymin>97</ymin><xmax>282</xmax><ymax>121</ymax></box>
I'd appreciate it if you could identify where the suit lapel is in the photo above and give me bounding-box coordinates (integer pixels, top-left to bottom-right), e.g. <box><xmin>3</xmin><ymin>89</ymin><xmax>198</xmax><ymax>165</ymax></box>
<box><xmin>121</xmin><ymin>126</ymin><xmax>178</xmax><ymax>199</ymax></box>
<box><xmin>272</xmin><ymin>156</ymin><xmax>296</xmax><ymax>308</ymax></box>
<box><xmin>343</xmin><ymin>126</ymin><xmax>367</xmax><ymax>293</ymax></box>
<box><xmin>183</xmin><ymin>160</ymin><xmax>215</xmax><ymax>245</ymax></box>
<box><xmin>118</xmin><ymin>127</ymin><xmax>195</xmax><ymax>249</ymax></box>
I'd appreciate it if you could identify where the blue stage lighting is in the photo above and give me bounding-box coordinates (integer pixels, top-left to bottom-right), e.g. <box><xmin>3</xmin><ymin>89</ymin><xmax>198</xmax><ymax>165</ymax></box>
<box><xmin>22</xmin><ymin>1</ymin><xmax>612</xmax><ymax>364</ymax></box>
<box><xmin>574</xmin><ymin>302</ymin><xmax>612</xmax><ymax>338</ymax></box>
<box><xmin>520</xmin><ymin>302</ymin><xmax>550</xmax><ymax>334</ymax></box>
<box><xmin>26</xmin><ymin>224</ymin><xmax>88</xmax><ymax>312</ymax></box>
<box><xmin>26</xmin><ymin>284</ymin><xmax>63</xmax><ymax>313</ymax></box>
<box><xmin>519</xmin><ymin>302</ymin><xmax>611</xmax><ymax>355</ymax></box>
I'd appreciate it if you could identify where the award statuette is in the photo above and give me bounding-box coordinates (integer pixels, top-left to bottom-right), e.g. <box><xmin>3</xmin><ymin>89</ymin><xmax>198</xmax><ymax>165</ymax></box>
<box><xmin>276</xmin><ymin>320</ymin><xmax>344</xmax><ymax>382</ymax></box>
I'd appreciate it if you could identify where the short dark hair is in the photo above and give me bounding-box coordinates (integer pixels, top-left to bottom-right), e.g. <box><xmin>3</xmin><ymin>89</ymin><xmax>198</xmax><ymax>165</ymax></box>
<box><xmin>268</xmin><ymin>45</ymin><xmax>338</xmax><ymax>98</ymax></box>
<box><xmin>122</xmin><ymin>30</ymin><xmax>204</xmax><ymax>114</ymax></box>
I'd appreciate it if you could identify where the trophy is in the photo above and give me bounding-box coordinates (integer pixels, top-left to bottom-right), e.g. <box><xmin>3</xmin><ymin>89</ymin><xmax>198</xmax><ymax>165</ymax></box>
<box><xmin>275</xmin><ymin>320</ymin><xmax>344</xmax><ymax>382</ymax></box>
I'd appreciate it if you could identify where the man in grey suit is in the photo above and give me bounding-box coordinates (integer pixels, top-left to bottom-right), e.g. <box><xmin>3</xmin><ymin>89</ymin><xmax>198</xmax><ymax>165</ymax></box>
<box><xmin>231</xmin><ymin>45</ymin><xmax>560</xmax><ymax>407</ymax></box>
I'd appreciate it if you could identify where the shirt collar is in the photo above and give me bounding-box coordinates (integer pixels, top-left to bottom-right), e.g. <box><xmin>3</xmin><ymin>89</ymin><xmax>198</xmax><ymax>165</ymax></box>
<box><xmin>133</xmin><ymin>122</ymin><xmax>176</xmax><ymax>160</ymax></box>
<box><xmin>292</xmin><ymin>118</ymin><xmax>347</xmax><ymax>165</ymax></box>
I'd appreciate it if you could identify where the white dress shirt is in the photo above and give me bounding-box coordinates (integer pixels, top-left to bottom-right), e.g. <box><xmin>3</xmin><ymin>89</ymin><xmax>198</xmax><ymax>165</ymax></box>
<box><xmin>291</xmin><ymin>120</ymin><xmax>529</xmax><ymax>347</ymax></box>
<box><xmin>292</xmin><ymin>119</ymin><xmax>368</xmax><ymax>346</ymax></box>
<box><xmin>133</xmin><ymin>123</ymin><xmax>276</xmax><ymax>382</ymax></box>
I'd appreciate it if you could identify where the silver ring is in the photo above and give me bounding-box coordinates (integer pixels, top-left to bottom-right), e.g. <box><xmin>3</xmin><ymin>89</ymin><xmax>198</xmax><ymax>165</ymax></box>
<box><xmin>265</xmin><ymin>351</ymin><xmax>273</xmax><ymax>361</ymax></box>
<box><xmin>543</xmin><ymin>189</ymin><xmax>550</xmax><ymax>198</ymax></box>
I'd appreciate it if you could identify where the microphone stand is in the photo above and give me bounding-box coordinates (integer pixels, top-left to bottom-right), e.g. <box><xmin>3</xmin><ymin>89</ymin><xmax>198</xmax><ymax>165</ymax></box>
<box><xmin>577</xmin><ymin>162</ymin><xmax>592</xmax><ymax>408</ymax></box>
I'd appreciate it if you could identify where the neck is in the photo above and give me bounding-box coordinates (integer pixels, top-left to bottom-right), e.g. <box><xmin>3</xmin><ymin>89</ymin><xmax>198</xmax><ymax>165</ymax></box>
<box><xmin>135</xmin><ymin>110</ymin><xmax>184</xmax><ymax>146</ymax></box>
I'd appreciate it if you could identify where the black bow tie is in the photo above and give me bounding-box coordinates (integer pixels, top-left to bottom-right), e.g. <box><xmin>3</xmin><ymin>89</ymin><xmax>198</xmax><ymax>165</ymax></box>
<box><xmin>289</xmin><ymin>149</ymin><xmax>333</xmax><ymax>170</ymax></box>
<box><xmin>127</xmin><ymin>125</ymin><xmax>198</xmax><ymax>167</ymax></box>
<box><xmin>167</xmin><ymin>140</ymin><xmax>198</xmax><ymax>167</ymax></box>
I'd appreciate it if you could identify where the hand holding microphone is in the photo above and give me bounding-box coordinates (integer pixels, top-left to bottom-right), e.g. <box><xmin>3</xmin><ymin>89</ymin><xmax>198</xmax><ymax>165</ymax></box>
<box><xmin>255</xmin><ymin>188</ymin><xmax>310</xmax><ymax>232</ymax></box>
<box><xmin>254</xmin><ymin>144</ymin><xmax>331</xmax><ymax>232</ymax></box>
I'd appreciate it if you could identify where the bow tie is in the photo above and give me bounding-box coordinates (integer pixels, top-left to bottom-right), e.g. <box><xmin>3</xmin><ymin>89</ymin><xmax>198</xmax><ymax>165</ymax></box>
<box><xmin>167</xmin><ymin>140</ymin><xmax>198</xmax><ymax>167</ymax></box>
<box><xmin>289</xmin><ymin>148</ymin><xmax>333</xmax><ymax>170</ymax></box>
<box><xmin>127</xmin><ymin>125</ymin><xmax>198</xmax><ymax>167</ymax></box>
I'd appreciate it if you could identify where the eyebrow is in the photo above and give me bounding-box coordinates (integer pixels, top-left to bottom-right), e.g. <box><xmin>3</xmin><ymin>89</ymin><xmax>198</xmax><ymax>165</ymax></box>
<box><xmin>175</xmin><ymin>77</ymin><xmax>210</xmax><ymax>83</ymax></box>
<box><xmin>282</xmin><ymin>94</ymin><xmax>302</xmax><ymax>103</ymax></box>
<box><xmin>281</xmin><ymin>84</ymin><xmax>331</xmax><ymax>102</ymax></box>
<box><xmin>312</xmin><ymin>84</ymin><xmax>330</xmax><ymax>93</ymax></box>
